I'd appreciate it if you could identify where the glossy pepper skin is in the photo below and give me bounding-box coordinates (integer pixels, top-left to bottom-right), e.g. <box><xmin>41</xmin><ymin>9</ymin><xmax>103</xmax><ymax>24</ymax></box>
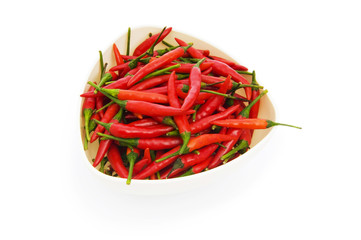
<box><xmin>208</xmin><ymin>90</ymin><xmax>268</xmax><ymax>169</ymax></box>
<box><xmin>168</xmin><ymin>71</ymin><xmax>191</xmax><ymax>155</ymax></box>
<box><xmin>127</xmin><ymin>45</ymin><xmax>192</xmax><ymax>87</ymax></box>
<box><xmin>88</xmin><ymin>80</ymin><xmax>195</xmax><ymax>117</ymax></box>
<box><xmin>181</xmin><ymin>58</ymin><xmax>205</xmax><ymax>111</ymax></box>
<box><xmin>133</xmin><ymin>27</ymin><xmax>172</xmax><ymax>56</ymax></box>
<box><xmin>93</xmin><ymin>108</ymin><xmax>123</xmax><ymax>167</ymax></box>
<box><xmin>95</xmin><ymin>120</ymin><xmax>174</xmax><ymax>139</ymax></box>
<box><xmin>90</xmin><ymin>103</ymin><xmax>120</xmax><ymax>143</ymax></box>
<box><xmin>107</xmin><ymin>143</ymin><xmax>128</xmax><ymax>178</ymax></box>
<box><xmin>98</xmin><ymin>132</ymin><xmax>183</xmax><ymax>150</ymax></box>
<box><xmin>195</xmin><ymin>75</ymin><xmax>231</xmax><ymax>121</ymax></box>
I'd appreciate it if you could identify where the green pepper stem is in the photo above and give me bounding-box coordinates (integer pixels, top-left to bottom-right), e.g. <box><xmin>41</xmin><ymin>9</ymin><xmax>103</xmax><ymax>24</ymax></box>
<box><xmin>166</xmin><ymin>157</ymin><xmax>184</xmax><ymax>178</ymax></box>
<box><xmin>146</xmin><ymin>26</ymin><xmax>166</xmax><ymax>56</ymax></box>
<box><xmin>221</xmin><ymin>140</ymin><xmax>249</xmax><ymax>161</ymax></box>
<box><xmin>99</xmin><ymin>51</ymin><xmax>104</xmax><ymax>78</ymax></box>
<box><xmin>236</xmin><ymin>70</ymin><xmax>253</xmax><ymax>75</ymax></box>
<box><xmin>179</xmin><ymin>168</ymin><xmax>194</xmax><ymax>177</ymax></box>
<box><xmin>194</xmin><ymin>58</ymin><xmax>206</xmax><ymax>68</ymax></box>
<box><xmin>200</xmin><ymin>89</ymin><xmax>249</xmax><ymax>101</ymax></box>
<box><xmin>142</xmin><ymin>64</ymin><xmax>180</xmax><ymax>81</ymax></box>
<box><xmin>83</xmin><ymin>108</ymin><xmax>93</xmax><ymax>141</ymax></box>
<box><xmin>155</xmin><ymin>150</ymin><xmax>182</xmax><ymax>163</ymax></box>
<box><xmin>162</xmin><ymin>40</ymin><xmax>174</xmax><ymax>47</ymax></box>
<box><xmin>96</xmin><ymin>100</ymin><xmax>113</xmax><ymax>113</ymax></box>
<box><xmin>239</xmin><ymin>89</ymin><xmax>268</xmax><ymax>117</ymax></box>
<box><xmin>162</xmin><ymin>116</ymin><xmax>178</xmax><ymax>130</ymax></box>
<box><xmin>94</xmin><ymin>119</ymin><xmax>112</xmax><ymax>132</ymax></box>
<box><xmin>166</xmin><ymin>130</ymin><xmax>180</xmax><ymax>137</ymax></box>
<box><xmin>94</xmin><ymin>73</ymin><xmax>113</xmax><ymax>94</ymax></box>
<box><xmin>179</xmin><ymin>131</ymin><xmax>191</xmax><ymax>155</ymax></box>
<box><xmin>87</xmin><ymin>81</ymin><xmax>126</xmax><ymax>108</ymax></box>
<box><xmin>126</xmin><ymin>27</ymin><xmax>131</xmax><ymax>55</ymax></box>
<box><xmin>266</xmin><ymin>120</ymin><xmax>302</xmax><ymax>129</ymax></box>
<box><xmin>97</xmin><ymin>132</ymin><xmax>137</xmax><ymax>147</ymax></box>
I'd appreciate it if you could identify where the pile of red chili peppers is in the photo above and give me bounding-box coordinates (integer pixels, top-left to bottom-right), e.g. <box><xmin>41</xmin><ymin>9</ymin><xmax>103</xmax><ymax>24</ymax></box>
<box><xmin>81</xmin><ymin>27</ymin><xmax>301</xmax><ymax>184</ymax></box>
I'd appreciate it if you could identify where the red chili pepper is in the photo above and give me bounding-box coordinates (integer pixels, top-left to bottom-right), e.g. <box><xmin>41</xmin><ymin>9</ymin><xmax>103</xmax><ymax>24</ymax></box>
<box><xmin>209</xmin><ymin>55</ymin><xmax>248</xmax><ymax>71</ymax></box>
<box><xmin>167</xmin><ymin>143</ymin><xmax>219</xmax><ymax>178</ymax></box>
<box><xmin>151</xmin><ymin>116</ymin><xmax>178</xmax><ymax>129</ymax></box>
<box><xmin>201</xmin><ymin>66</ymin><xmax>213</xmax><ymax>75</ymax></box>
<box><xmin>90</xmin><ymin>103</ymin><xmax>120</xmax><ymax>143</ymax></box>
<box><xmin>96</xmin><ymin>87</ymin><xmax>169</xmax><ymax>104</ymax></box>
<box><xmin>211</xmin><ymin>118</ymin><xmax>301</xmax><ymax>129</ymax></box>
<box><xmin>249</xmin><ymin>71</ymin><xmax>260</xmax><ymax>119</ymax></box>
<box><xmin>93</xmin><ymin>108</ymin><xmax>123</xmax><ymax>167</ymax></box>
<box><xmin>127</xmin><ymin>44</ymin><xmax>192</xmax><ymax>87</ymax></box>
<box><xmin>133</xmin><ymin>133</ymin><xmax>236</xmax><ymax>178</ymax></box>
<box><xmin>207</xmin><ymin>59</ymin><xmax>252</xmax><ymax>100</ymax></box>
<box><xmin>181</xmin><ymin>58</ymin><xmax>205</xmax><ymax>110</ymax></box>
<box><xmin>80</xmin><ymin>75</ymin><xmax>132</xmax><ymax>98</ymax></box>
<box><xmin>89</xmin><ymin>80</ymin><xmax>195</xmax><ymax>117</ymax></box>
<box><xmin>133</xmin><ymin>27</ymin><xmax>172</xmax><ymax>56</ymax></box>
<box><xmin>95</xmin><ymin>120</ymin><xmax>174</xmax><ymax>138</ymax></box>
<box><xmin>168</xmin><ymin>71</ymin><xmax>191</xmax><ymax>155</ymax></box>
<box><xmin>96</xmin><ymin>96</ymin><xmax>104</xmax><ymax>118</ymax></box>
<box><xmin>133</xmin><ymin>148</ymin><xmax>151</xmax><ymax>175</ymax></box>
<box><xmin>129</xmin><ymin>75</ymin><xmax>171</xmax><ymax>91</ymax></box>
<box><xmin>174</xmin><ymin>37</ymin><xmax>206</xmax><ymax>59</ymax></box>
<box><xmin>200</xmin><ymin>75</ymin><xmax>233</xmax><ymax>89</ymax></box>
<box><xmin>208</xmin><ymin>90</ymin><xmax>268</xmax><ymax>169</ymax></box>
<box><xmin>107</xmin><ymin>143</ymin><xmax>128</xmax><ymax>178</ymax></box>
<box><xmin>175</xmin><ymin>86</ymin><xmax>211</xmax><ymax>103</ymax></box>
<box><xmin>113</xmin><ymin>43</ymin><xmax>124</xmax><ymax>65</ymax></box>
<box><xmin>127</xmin><ymin>118</ymin><xmax>160</xmax><ymax>127</ymax></box>
<box><xmin>126</xmin><ymin>147</ymin><xmax>140</xmax><ymax>185</ymax></box>
<box><xmin>163</xmin><ymin>62</ymin><xmax>213</xmax><ymax>73</ymax></box>
<box><xmin>98</xmin><ymin>132</ymin><xmax>183</xmax><ymax>150</ymax></box>
<box><xmin>82</xmin><ymin>83</ymin><xmax>96</xmax><ymax>142</ymax></box>
<box><xmin>96</xmin><ymin>71</ymin><xmax>119</xmax><ymax>91</ymax></box>
<box><xmin>189</xmin><ymin>104</ymin><xmax>240</xmax><ymax>134</ymax></box>
<box><xmin>195</xmin><ymin>75</ymin><xmax>231</xmax><ymax>121</ymax></box>
<box><xmin>156</xmin><ymin>133</ymin><xmax>238</xmax><ymax>162</ymax></box>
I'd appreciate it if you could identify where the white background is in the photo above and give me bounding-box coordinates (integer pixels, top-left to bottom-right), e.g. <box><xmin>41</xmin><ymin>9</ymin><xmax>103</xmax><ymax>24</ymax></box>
<box><xmin>1</xmin><ymin>0</ymin><xmax>360</xmax><ymax>239</ymax></box>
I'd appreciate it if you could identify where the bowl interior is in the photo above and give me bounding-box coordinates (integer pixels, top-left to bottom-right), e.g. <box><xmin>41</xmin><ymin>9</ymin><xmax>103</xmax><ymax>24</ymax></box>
<box><xmin>80</xmin><ymin>26</ymin><xmax>276</xmax><ymax>194</ymax></box>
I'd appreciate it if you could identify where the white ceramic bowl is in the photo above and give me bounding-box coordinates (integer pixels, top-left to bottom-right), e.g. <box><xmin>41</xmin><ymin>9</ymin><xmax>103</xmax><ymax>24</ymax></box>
<box><xmin>80</xmin><ymin>26</ymin><xmax>276</xmax><ymax>195</ymax></box>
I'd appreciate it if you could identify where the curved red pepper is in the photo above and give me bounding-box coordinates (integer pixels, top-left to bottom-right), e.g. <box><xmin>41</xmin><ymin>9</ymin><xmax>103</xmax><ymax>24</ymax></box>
<box><xmin>90</xmin><ymin>103</ymin><xmax>120</xmax><ymax>143</ymax></box>
<box><xmin>107</xmin><ymin>143</ymin><xmax>128</xmax><ymax>178</ymax></box>
<box><xmin>174</xmin><ymin>37</ymin><xmax>206</xmax><ymax>59</ymax></box>
<box><xmin>95</xmin><ymin>120</ymin><xmax>174</xmax><ymax>139</ymax></box>
<box><xmin>133</xmin><ymin>27</ymin><xmax>172</xmax><ymax>56</ymax></box>
<box><xmin>195</xmin><ymin>75</ymin><xmax>231</xmax><ymax>121</ymax></box>
<box><xmin>98</xmin><ymin>132</ymin><xmax>183</xmax><ymax>150</ymax></box>
<box><xmin>181</xmin><ymin>58</ymin><xmax>205</xmax><ymax>110</ymax></box>
<box><xmin>127</xmin><ymin>45</ymin><xmax>192</xmax><ymax>87</ymax></box>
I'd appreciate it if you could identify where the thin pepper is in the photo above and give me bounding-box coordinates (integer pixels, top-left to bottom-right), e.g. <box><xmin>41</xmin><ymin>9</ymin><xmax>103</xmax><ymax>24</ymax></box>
<box><xmin>88</xmin><ymin>81</ymin><xmax>195</xmax><ymax>117</ymax></box>
<box><xmin>211</xmin><ymin>119</ymin><xmax>302</xmax><ymax>130</ymax></box>
<box><xmin>90</xmin><ymin>103</ymin><xmax>120</xmax><ymax>143</ymax></box>
<box><xmin>107</xmin><ymin>143</ymin><xmax>128</xmax><ymax>178</ymax></box>
<box><xmin>98</xmin><ymin>132</ymin><xmax>183</xmax><ymax>150</ymax></box>
<box><xmin>208</xmin><ymin>90</ymin><xmax>268</xmax><ymax>169</ymax></box>
<box><xmin>168</xmin><ymin>71</ymin><xmax>191</xmax><ymax>154</ymax></box>
<box><xmin>127</xmin><ymin>44</ymin><xmax>193</xmax><ymax>87</ymax></box>
<box><xmin>181</xmin><ymin>58</ymin><xmax>205</xmax><ymax>111</ymax></box>
<box><xmin>133</xmin><ymin>27</ymin><xmax>172</xmax><ymax>56</ymax></box>
<box><xmin>95</xmin><ymin>120</ymin><xmax>174</xmax><ymax>139</ymax></box>
<box><xmin>93</xmin><ymin>108</ymin><xmax>123</xmax><ymax>167</ymax></box>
